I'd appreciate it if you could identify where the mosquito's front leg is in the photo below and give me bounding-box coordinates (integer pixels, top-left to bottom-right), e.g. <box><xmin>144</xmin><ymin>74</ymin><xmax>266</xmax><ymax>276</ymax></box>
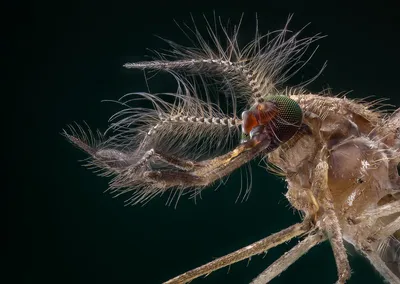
<box><xmin>164</xmin><ymin>221</ymin><xmax>313</xmax><ymax>284</ymax></box>
<box><xmin>372</xmin><ymin>216</ymin><xmax>400</xmax><ymax>240</ymax></box>
<box><xmin>356</xmin><ymin>197</ymin><xmax>399</xmax><ymax>282</ymax></box>
<box><xmin>312</xmin><ymin>157</ymin><xmax>351</xmax><ymax>284</ymax></box>
<box><xmin>354</xmin><ymin>199</ymin><xmax>400</xmax><ymax>223</ymax></box>
<box><xmin>363</xmin><ymin>251</ymin><xmax>400</xmax><ymax>284</ymax></box>
<box><xmin>250</xmin><ymin>232</ymin><xmax>326</xmax><ymax>284</ymax></box>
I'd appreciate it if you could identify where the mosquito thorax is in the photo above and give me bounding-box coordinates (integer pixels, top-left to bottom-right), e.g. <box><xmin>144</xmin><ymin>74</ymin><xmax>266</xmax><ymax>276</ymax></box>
<box><xmin>241</xmin><ymin>95</ymin><xmax>303</xmax><ymax>143</ymax></box>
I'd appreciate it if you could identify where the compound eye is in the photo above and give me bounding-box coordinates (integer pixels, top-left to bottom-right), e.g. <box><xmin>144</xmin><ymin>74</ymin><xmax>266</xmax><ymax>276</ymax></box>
<box><xmin>263</xmin><ymin>95</ymin><xmax>303</xmax><ymax>142</ymax></box>
<box><xmin>255</xmin><ymin>101</ymin><xmax>278</xmax><ymax>124</ymax></box>
<box><xmin>241</xmin><ymin>110</ymin><xmax>258</xmax><ymax>135</ymax></box>
<box><xmin>241</xmin><ymin>95</ymin><xmax>303</xmax><ymax>144</ymax></box>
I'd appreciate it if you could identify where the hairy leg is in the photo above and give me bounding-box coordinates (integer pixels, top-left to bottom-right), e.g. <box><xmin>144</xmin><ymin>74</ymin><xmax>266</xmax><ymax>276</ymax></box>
<box><xmin>324</xmin><ymin>201</ymin><xmax>351</xmax><ymax>284</ymax></box>
<box><xmin>356</xmin><ymin>200</ymin><xmax>400</xmax><ymax>223</ymax></box>
<box><xmin>164</xmin><ymin>221</ymin><xmax>313</xmax><ymax>284</ymax></box>
<box><xmin>363</xmin><ymin>251</ymin><xmax>400</xmax><ymax>284</ymax></box>
<box><xmin>373</xmin><ymin>216</ymin><xmax>400</xmax><ymax>241</ymax></box>
<box><xmin>250</xmin><ymin>232</ymin><xmax>326</xmax><ymax>284</ymax></box>
<box><xmin>312</xmin><ymin>157</ymin><xmax>351</xmax><ymax>284</ymax></box>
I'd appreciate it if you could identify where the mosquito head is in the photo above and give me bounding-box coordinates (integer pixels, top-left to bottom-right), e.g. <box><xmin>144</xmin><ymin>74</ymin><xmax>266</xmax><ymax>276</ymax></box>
<box><xmin>240</xmin><ymin>95</ymin><xmax>303</xmax><ymax>144</ymax></box>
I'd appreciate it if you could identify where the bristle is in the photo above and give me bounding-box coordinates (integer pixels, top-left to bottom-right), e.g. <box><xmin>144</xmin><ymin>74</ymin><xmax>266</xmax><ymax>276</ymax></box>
<box><xmin>377</xmin><ymin>236</ymin><xmax>400</xmax><ymax>278</ymax></box>
<box><xmin>124</xmin><ymin>15</ymin><xmax>325</xmax><ymax>106</ymax></box>
<box><xmin>64</xmin><ymin>14</ymin><xmax>326</xmax><ymax>205</ymax></box>
<box><xmin>104</xmin><ymin>87</ymin><xmax>242</xmax><ymax>160</ymax></box>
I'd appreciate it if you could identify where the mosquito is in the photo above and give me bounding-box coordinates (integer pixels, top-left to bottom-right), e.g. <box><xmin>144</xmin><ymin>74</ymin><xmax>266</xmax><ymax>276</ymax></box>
<box><xmin>64</xmin><ymin>15</ymin><xmax>400</xmax><ymax>284</ymax></box>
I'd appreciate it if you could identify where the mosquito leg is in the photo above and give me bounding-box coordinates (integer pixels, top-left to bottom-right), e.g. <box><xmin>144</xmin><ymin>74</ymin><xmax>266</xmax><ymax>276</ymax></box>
<box><xmin>371</xmin><ymin>216</ymin><xmax>400</xmax><ymax>241</ymax></box>
<box><xmin>355</xmin><ymin>200</ymin><xmax>400</xmax><ymax>223</ymax></box>
<box><xmin>163</xmin><ymin>221</ymin><xmax>313</xmax><ymax>284</ymax></box>
<box><xmin>312</xmin><ymin>158</ymin><xmax>351</xmax><ymax>284</ymax></box>
<box><xmin>363</xmin><ymin>251</ymin><xmax>400</xmax><ymax>284</ymax></box>
<box><xmin>324</xmin><ymin>206</ymin><xmax>351</xmax><ymax>284</ymax></box>
<box><xmin>250</xmin><ymin>232</ymin><xmax>326</xmax><ymax>284</ymax></box>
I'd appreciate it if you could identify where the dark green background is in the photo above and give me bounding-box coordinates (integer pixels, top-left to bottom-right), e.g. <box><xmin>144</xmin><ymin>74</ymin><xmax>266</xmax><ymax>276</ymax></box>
<box><xmin>8</xmin><ymin>1</ymin><xmax>400</xmax><ymax>284</ymax></box>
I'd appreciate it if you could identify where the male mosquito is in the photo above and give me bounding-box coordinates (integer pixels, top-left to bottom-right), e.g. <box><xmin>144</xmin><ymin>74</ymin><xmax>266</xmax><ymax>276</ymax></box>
<box><xmin>64</xmin><ymin>15</ymin><xmax>400</xmax><ymax>284</ymax></box>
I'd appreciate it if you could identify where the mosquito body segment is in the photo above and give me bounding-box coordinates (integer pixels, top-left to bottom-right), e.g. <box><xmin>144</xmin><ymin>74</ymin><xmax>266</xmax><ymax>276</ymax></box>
<box><xmin>65</xmin><ymin>16</ymin><xmax>400</xmax><ymax>284</ymax></box>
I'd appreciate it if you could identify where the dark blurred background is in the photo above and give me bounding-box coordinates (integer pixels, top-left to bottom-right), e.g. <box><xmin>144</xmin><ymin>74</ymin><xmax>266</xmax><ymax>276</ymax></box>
<box><xmin>7</xmin><ymin>1</ymin><xmax>400</xmax><ymax>284</ymax></box>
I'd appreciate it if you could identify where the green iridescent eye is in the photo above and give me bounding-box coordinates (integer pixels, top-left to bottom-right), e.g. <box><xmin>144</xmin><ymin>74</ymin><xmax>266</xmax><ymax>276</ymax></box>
<box><xmin>264</xmin><ymin>95</ymin><xmax>303</xmax><ymax>125</ymax></box>
<box><xmin>263</xmin><ymin>95</ymin><xmax>303</xmax><ymax>142</ymax></box>
<box><xmin>240</xmin><ymin>95</ymin><xmax>303</xmax><ymax>144</ymax></box>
